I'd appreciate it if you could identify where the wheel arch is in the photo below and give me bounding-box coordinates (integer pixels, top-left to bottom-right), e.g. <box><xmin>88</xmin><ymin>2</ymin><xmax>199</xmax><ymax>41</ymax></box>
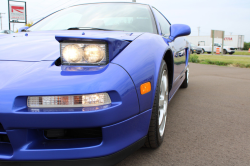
<box><xmin>112</xmin><ymin>33</ymin><xmax>172</xmax><ymax>113</ymax></box>
<box><xmin>163</xmin><ymin>49</ymin><xmax>174</xmax><ymax>92</ymax></box>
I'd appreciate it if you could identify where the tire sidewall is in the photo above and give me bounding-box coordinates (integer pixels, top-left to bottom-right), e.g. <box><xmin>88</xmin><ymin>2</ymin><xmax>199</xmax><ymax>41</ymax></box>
<box><xmin>181</xmin><ymin>65</ymin><xmax>189</xmax><ymax>88</ymax></box>
<box><xmin>223</xmin><ymin>49</ymin><xmax>227</xmax><ymax>54</ymax></box>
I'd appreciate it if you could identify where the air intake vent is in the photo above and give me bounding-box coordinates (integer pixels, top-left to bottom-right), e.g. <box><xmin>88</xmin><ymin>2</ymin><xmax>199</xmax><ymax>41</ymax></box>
<box><xmin>44</xmin><ymin>128</ymin><xmax>102</xmax><ymax>139</ymax></box>
<box><xmin>0</xmin><ymin>134</ymin><xmax>10</xmax><ymax>143</ymax></box>
<box><xmin>0</xmin><ymin>123</ymin><xmax>13</xmax><ymax>156</ymax></box>
<box><xmin>0</xmin><ymin>123</ymin><xmax>10</xmax><ymax>143</ymax></box>
<box><xmin>0</xmin><ymin>123</ymin><xmax>5</xmax><ymax>132</ymax></box>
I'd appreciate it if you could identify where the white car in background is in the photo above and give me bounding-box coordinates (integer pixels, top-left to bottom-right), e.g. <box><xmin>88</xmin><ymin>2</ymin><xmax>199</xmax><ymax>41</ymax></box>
<box><xmin>201</xmin><ymin>43</ymin><xmax>235</xmax><ymax>55</ymax></box>
<box><xmin>0</xmin><ymin>30</ymin><xmax>14</xmax><ymax>35</ymax></box>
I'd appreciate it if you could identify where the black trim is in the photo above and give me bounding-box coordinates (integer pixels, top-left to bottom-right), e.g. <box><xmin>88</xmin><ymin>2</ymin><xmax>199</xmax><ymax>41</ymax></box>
<box><xmin>151</xmin><ymin>7</ymin><xmax>171</xmax><ymax>37</ymax></box>
<box><xmin>0</xmin><ymin>136</ymin><xmax>146</xmax><ymax>166</ymax></box>
<box><xmin>149</xmin><ymin>6</ymin><xmax>159</xmax><ymax>35</ymax></box>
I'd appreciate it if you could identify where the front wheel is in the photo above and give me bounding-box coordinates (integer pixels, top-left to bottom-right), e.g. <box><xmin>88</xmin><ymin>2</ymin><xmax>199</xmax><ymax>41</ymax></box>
<box><xmin>181</xmin><ymin>65</ymin><xmax>189</xmax><ymax>88</ymax></box>
<box><xmin>223</xmin><ymin>49</ymin><xmax>227</xmax><ymax>54</ymax></box>
<box><xmin>144</xmin><ymin>61</ymin><xmax>168</xmax><ymax>148</ymax></box>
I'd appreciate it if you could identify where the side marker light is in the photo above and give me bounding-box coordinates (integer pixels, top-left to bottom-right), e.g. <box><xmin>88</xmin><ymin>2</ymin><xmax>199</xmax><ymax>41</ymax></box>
<box><xmin>140</xmin><ymin>82</ymin><xmax>151</xmax><ymax>95</ymax></box>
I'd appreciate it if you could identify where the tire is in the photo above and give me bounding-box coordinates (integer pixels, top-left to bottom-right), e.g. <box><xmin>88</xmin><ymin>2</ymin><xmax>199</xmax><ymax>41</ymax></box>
<box><xmin>144</xmin><ymin>60</ymin><xmax>168</xmax><ymax>148</ymax></box>
<box><xmin>229</xmin><ymin>52</ymin><xmax>234</xmax><ymax>55</ymax></box>
<box><xmin>207</xmin><ymin>52</ymin><xmax>211</xmax><ymax>54</ymax></box>
<box><xmin>201</xmin><ymin>49</ymin><xmax>205</xmax><ymax>54</ymax></box>
<box><xmin>180</xmin><ymin>65</ymin><xmax>189</xmax><ymax>88</ymax></box>
<box><xmin>223</xmin><ymin>49</ymin><xmax>227</xmax><ymax>54</ymax></box>
<box><xmin>197</xmin><ymin>53</ymin><xmax>200</xmax><ymax>54</ymax></box>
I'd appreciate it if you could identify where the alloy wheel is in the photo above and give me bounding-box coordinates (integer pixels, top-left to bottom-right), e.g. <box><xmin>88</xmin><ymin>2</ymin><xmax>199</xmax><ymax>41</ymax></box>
<box><xmin>158</xmin><ymin>70</ymin><xmax>168</xmax><ymax>137</ymax></box>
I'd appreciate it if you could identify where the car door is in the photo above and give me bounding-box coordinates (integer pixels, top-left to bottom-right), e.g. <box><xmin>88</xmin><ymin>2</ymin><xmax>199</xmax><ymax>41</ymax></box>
<box><xmin>152</xmin><ymin>8</ymin><xmax>186</xmax><ymax>88</ymax></box>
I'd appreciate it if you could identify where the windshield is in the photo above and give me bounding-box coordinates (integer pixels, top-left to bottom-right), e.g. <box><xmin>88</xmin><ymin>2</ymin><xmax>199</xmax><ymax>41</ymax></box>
<box><xmin>29</xmin><ymin>3</ymin><xmax>157</xmax><ymax>33</ymax></box>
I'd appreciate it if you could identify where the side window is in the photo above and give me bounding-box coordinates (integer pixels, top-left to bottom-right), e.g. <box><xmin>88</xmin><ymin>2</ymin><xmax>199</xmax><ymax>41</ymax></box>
<box><xmin>152</xmin><ymin>8</ymin><xmax>170</xmax><ymax>36</ymax></box>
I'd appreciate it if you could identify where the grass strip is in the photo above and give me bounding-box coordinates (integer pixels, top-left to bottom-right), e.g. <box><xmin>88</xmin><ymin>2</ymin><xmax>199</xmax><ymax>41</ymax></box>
<box><xmin>234</xmin><ymin>51</ymin><xmax>250</xmax><ymax>55</ymax></box>
<box><xmin>189</xmin><ymin>54</ymin><xmax>250</xmax><ymax>68</ymax></box>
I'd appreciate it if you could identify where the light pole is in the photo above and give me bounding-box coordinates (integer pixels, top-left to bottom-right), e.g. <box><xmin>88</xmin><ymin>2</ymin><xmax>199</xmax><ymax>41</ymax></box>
<box><xmin>0</xmin><ymin>13</ymin><xmax>5</xmax><ymax>30</ymax></box>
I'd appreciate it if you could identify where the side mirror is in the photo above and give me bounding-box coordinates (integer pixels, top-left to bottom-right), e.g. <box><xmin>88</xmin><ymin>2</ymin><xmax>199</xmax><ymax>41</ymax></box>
<box><xmin>169</xmin><ymin>24</ymin><xmax>191</xmax><ymax>40</ymax></box>
<box><xmin>18</xmin><ymin>26</ymin><xmax>29</xmax><ymax>32</ymax></box>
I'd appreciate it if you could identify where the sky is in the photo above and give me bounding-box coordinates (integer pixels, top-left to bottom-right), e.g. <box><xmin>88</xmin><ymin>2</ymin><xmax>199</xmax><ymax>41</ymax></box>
<box><xmin>0</xmin><ymin>0</ymin><xmax>250</xmax><ymax>41</ymax></box>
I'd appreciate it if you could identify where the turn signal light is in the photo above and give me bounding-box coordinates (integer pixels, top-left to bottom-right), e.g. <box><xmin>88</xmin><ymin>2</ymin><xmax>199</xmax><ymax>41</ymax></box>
<box><xmin>27</xmin><ymin>93</ymin><xmax>111</xmax><ymax>108</ymax></box>
<box><xmin>140</xmin><ymin>82</ymin><xmax>151</xmax><ymax>95</ymax></box>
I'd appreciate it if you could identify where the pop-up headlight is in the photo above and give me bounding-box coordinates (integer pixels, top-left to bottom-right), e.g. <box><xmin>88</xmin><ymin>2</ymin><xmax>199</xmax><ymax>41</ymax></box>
<box><xmin>60</xmin><ymin>42</ymin><xmax>108</xmax><ymax>65</ymax></box>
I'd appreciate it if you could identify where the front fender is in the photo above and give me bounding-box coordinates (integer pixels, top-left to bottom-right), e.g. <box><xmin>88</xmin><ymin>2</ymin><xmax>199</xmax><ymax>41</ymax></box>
<box><xmin>112</xmin><ymin>33</ymin><xmax>171</xmax><ymax>113</ymax></box>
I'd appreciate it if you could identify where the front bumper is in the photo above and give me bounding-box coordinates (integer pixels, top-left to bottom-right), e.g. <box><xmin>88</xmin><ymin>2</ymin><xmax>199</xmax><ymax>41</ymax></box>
<box><xmin>0</xmin><ymin>137</ymin><xmax>147</xmax><ymax>166</ymax></box>
<box><xmin>192</xmin><ymin>49</ymin><xmax>202</xmax><ymax>53</ymax></box>
<box><xmin>0</xmin><ymin>62</ymin><xmax>150</xmax><ymax>161</ymax></box>
<box><xmin>227</xmin><ymin>50</ymin><xmax>235</xmax><ymax>53</ymax></box>
<box><xmin>0</xmin><ymin>109</ymin><xmax>151</xmax><ymax>162</ymax></box>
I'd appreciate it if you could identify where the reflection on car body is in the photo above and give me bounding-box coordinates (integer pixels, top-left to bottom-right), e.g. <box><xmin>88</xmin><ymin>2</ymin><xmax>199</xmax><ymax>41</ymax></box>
<box><xmin>0</xmin><ymin>2</ymin><xmax>191</xmax><ymax>165</ymax></box>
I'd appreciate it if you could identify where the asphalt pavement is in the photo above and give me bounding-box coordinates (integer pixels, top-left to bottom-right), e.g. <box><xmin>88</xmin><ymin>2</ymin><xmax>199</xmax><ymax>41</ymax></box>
<box><xmin>117</xmin><ymin>63</ymin><xmax>250</xmax><ymax>166</ymax></box>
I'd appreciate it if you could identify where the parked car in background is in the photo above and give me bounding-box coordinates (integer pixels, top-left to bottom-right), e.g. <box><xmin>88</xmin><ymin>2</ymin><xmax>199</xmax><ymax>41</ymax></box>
<box><xmin>0</xmin><ymin>2</ymin><xmax>191</xmax><ymax>165</ymax></box>
<box><xmin>200</xmin><ymin>43</ymin><xmax>235</xmax><ymax>54</ymax></box>
<box><xmin>190</xmin><ymin>43</ymin><xmax>203</xmax><ymax>54</ymax></box>
<box><xmin>0</xmin><ymin>30</ymin><xmax>14</xmax><ymax>35</ymax></box>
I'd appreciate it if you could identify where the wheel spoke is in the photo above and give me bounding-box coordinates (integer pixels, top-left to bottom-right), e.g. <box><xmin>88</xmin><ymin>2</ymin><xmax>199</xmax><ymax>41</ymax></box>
<box><xmin>158</xmin><ymin>69</ymin><xmax>168</xmax><ymax>137</ymax></box>
<box><xmin>159</xmin><ymin>97</ymin><xmax>164</xmax><ymax>107</ymax></box>
<box><xmin>158</xmin><ymin>108</ymin><xmax>164</xmax><ymax>126</ymax></box>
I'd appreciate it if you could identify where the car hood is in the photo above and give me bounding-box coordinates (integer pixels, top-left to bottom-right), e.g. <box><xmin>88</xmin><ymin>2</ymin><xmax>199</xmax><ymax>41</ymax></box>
<box><xmin>0</xmin><ymin>30</ymin><xmax>142</xmax><ymax>61</ymax></box>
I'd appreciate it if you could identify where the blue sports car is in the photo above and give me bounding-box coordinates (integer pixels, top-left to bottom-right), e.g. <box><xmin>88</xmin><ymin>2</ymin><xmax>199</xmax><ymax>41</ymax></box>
<box><xmin>0</xmin><ymin>2</ymin><xmax>190</xmax><ymax>165</ymax></box>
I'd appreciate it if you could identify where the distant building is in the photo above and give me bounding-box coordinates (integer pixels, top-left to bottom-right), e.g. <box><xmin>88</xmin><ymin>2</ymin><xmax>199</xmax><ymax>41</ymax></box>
<box><xmin>186</xmin><ymin>35</ymin><xmax>244</xmax><ymax>50</ymax></box>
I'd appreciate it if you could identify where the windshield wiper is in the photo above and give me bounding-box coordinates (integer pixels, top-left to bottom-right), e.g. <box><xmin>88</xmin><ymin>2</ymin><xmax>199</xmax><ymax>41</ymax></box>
<box><xmin>67</xmin><ymin>27</ymin><xmax>123</xmax><ymax>31</ymax></box>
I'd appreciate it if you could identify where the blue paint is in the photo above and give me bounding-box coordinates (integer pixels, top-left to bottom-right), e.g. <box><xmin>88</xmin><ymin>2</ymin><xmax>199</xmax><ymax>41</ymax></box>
<box><xmin>55</xmin><ymin>36</ymin><xmax>130</xmax><ymax>61</ymax></box>
<box><xmin>0</xmin><ymin>31</ymin><xmax>141</xmax><ymax>61</ymax></box>
<box><xmin>18</xmin><ymin>26</ymin><xmax>29</xmax><ymax>32</ymax></box>
<box><xmin>3</xmin><ymin>109</ymin><xmax>151</xmax><ymax>160</ymax></box>
<box><xmin>0</xmin><ymin>2</ymin><xmax>191</xmax><ymax>161</ymax></box>
<box><xmin>169</xmin><ymin>24</ymin><xmax>191</xmax><ymax>41</ymax></box>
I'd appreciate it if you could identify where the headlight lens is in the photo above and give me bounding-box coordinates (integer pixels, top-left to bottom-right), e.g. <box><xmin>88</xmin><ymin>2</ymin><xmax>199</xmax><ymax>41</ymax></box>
<box><xmin>62</xmin><ymin>44</ymin><xmax>83</xmax><ymax>63</ymax></box>
<box><xmin>83</xmin><ymin>45</ymin><xmax>105</xmax><ymax>63</ymax></box>
<box><xmin>27</xmin><ymin>93</ymin><xmax>111</xmax><ymax>108</ymax></box>
<box><xmin>61</xmin><ymin>42</ymin><xmax>108</xmax><ymax>65</ymax></box>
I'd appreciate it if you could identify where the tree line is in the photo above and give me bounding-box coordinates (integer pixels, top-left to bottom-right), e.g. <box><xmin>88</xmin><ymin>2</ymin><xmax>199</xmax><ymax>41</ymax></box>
<box><xmin>244</xmin><ymin>42</ymin><xmax>250</xmax><ymax>50</ymax></box>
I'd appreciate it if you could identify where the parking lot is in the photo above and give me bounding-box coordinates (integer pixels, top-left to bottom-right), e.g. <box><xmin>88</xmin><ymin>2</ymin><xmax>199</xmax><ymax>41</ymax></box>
<box><xmin>117</xmin><ymin>63</ymin><xmax>250</xmax><ymax>166</ymax></box>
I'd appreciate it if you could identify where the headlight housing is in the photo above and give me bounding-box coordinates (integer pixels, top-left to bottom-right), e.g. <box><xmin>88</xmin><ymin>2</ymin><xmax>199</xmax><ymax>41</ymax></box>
<box><xmin>27</xmin><ymin>93</ymin><xmax>111</xmax><ymax>108</ymax></box>
<box><xmin>60</xmin><ymin>41</ymin><xmax>109</xmax><ymax>65</ymax></box>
